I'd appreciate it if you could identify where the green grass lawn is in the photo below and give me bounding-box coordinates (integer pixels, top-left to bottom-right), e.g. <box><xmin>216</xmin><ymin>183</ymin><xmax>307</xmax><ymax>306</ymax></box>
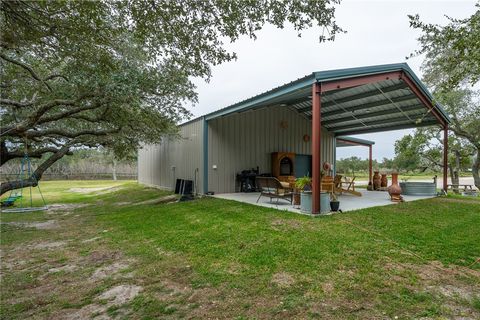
<box><xmin>1</xmin><ymin>181</ymin><xmax>479</xmax><ymax>319</ymax></box>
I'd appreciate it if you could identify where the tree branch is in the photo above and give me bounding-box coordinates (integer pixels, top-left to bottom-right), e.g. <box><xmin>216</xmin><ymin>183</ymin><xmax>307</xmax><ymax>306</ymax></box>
<box><xmin>0</xmin><ymin>52</ymin><xmax>52</xmax><ymax>92</ymax></box>
<box><xmin>43</xmin><ymin>74</ymin><xmax>69</xmax><ymax>82</ymax></box>
<box><xmin>1</xmin><ymin>96</ymin><xmax>94</xmax><ymax>137</ymax></box>
<box><xmin>0</xmin><ymin>144</ymin><xmax>73</xmax><ymax>166</ymax></box>
<box><xmin>37</xmin><ymin>101</ymin><xmax>104</xmax><ymax>125</ymax></box>
<box><xmin>449</xmin><ymin>118</ymin><xmax>480</xmax><ymax>148</ymax></box>
<box><xmin>1</xmin><ymin>143</ymin><xmax>73</xmax><ymax>195</ymax></box>
<box><xmin>0</xmin><ymin>98</ymin><xmax>35</xmax><ymax>108</ymax></box>
<box><xmin>25</xmin><ymin>127</ymin><xmax>120</xmax><ymax>139</ymax></box>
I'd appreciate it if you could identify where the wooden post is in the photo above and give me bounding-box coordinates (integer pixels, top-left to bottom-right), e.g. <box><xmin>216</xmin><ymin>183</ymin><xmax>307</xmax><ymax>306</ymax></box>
<box><xmin>312</xmin><ymin>83</ymin><xmax>322</xmax><ymax>214</ymax></box>
<box><xmin>443</xmin><ymin>125</ymin><xmax>448</xmax><ymax>193</ymax></box>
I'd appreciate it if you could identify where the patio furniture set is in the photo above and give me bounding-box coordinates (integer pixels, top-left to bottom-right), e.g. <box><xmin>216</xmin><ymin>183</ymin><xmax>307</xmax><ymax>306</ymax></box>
<box><xmin>255</xmin><ymin>173</ymin><xmax>360</xmax><ymax>213</ymax></box>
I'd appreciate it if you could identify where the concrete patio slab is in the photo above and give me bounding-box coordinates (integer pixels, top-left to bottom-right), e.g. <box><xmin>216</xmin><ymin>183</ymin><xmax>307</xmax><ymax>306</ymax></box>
<box><xmin>212</xmin><ymin>190</ymin><xmax>435</xmax><ymax>214</ymax></box>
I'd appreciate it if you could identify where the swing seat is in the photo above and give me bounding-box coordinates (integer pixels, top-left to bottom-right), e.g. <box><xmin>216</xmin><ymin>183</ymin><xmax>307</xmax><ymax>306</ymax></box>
<box><xmin>1</xmin><ymin>195</ymin><xmax>22</xmax><ymax>207</ymax></box>
<box><xmin>1</xmin><ymin>152</ymin><xmax>48</xmax><ymax>212</ymax></box>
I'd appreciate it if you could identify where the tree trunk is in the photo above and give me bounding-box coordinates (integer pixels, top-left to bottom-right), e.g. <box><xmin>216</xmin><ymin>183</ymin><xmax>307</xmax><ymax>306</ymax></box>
<box><xmin>448</xmin><ymin>164</ymin><xmax>459</xmax><ymax>194</ymax></box>
<box><xmin>473</xmin><ymin>149</ymin><xmax>480</xmax><ymax>190</ymax></box>
<box><xmin>453</xmin><ymin>149</ymin><xmax>461</xmax><ymax>193</ymax></box>
<box><xmin>0</xmin><ymin>145</ymin><xmax>71</xmax><ymax>195</ymax></box>
<box><xmin>112</xmin><ymin>158</ymin><xmax>117</xmax><ymax>181</ymax></box>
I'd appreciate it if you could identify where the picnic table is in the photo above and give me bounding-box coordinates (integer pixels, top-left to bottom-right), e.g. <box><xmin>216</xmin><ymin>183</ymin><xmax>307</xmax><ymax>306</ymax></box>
<box><xmin>446</xmin><ymin>184</ymin><xmax>477</xmax><ymax>191</ymax></box>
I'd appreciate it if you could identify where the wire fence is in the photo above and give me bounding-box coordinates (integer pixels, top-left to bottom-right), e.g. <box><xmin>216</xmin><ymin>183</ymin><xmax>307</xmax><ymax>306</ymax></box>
<box><xmin>0</xmin><ymin>173</ymin><xmax>137</xmax><ymax>181</ymax></box>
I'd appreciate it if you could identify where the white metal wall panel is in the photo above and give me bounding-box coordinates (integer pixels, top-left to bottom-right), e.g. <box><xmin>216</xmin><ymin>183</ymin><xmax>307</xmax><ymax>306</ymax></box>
<box><xmin>137</xmin><ymin>118</ymin><xmax>204</xmax><ymax>193</ymax></box>
<box><xmin>207</xmin><ymin>106</ymin><xmax>335</xmax><ymax>193</ymax></box>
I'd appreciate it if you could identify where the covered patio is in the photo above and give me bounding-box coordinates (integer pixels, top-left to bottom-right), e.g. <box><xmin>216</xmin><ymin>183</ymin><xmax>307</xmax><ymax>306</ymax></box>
<box><xmin>202</xmin><ymin>63</ymin><xmax>451</xmax><ymax>214</ymax></box>
<box><xmin>213</xmin><ymin>189</ymin><xmax>435</xmax><ymax>214</ymax></box>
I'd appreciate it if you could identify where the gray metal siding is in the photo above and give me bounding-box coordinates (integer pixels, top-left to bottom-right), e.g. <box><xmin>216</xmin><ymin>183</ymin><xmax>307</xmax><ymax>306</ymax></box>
<box><xmin>207</xmin><ymin>106</ymin><xmax>335</xmax><ymax>193</ymax></box>
<box><xmin>138</xmin><ymin>118</ymin><xmax>204</xmax><ymax>193</ymax></box>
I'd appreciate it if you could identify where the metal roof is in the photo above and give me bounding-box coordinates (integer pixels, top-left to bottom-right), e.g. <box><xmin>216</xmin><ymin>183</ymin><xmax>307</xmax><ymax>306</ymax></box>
<box><xmin>192</xmin><ymin>63</ymin><xmax>451</xmax><ymax>135</ymax></box>
<box><xmin>336</xmin><ymin>136</ymin><xmax>374</xmax><ymax>147</ymax></box>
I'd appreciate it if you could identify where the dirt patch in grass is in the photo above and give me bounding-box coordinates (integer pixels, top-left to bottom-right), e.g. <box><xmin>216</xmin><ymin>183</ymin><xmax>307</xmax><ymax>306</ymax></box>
<box><xmin>62</xmin><ymin>303</ymin><xmax>107</xmax><ymax>320</ymax></box>
<box><xmin>321</xmin><ymin>281</ymin><xmax>335</xmax><ymax>295</ymax></box>
<box><xmin>88</xmin><ymin>250</ymin><xmax>123</xmax><ymax>264</ymax></box>
<box><xmin>81</xmin><ymin>236</ymin><xmax>102</xmax><ymax>243</ymax></box>
<box><xmin>271</xmin><ymin>272</ymin><xmax>295</xmax><ymax>288</ymax></box>
<box><xmin>48</xmin><ymin>264</ymin><xmax>77</xmax><ymax>273</ymax></box>
<box><xmin>270</xmin><ymin>218</ymin><xmax>303</xmax><ymax>230</ymax></box>
<box><xmin>69</xmin><ymin>186</ymin><xmax>118</xmax><ymax>194</ymax></box>
<box><xmin>309</xmin><ymin>298</ymin><xmax>380</xmax><ymax>319</ymax></box>
<box><xmin>133</xmin><ymin>194</ymin><xmax>178</xmax><ymax>206</ymax></box>
<box><xmin>3</xmin><ymin>220</ymin><xmax>59</xmax><ymax>230</ymax></box>
<box><xmin>98</xmin><ymin>284</ymin><xmax>142</xmax><ymax>305</ymax></box>
<box><xmin>63</xmin><ymin>285</ymin><xmax>142</xmax><ymax>320</ymax></box>
<box><xmin>386</xmin><ymin>260</ymin><xmax>480</xmax><ymax>281</ymax></box>
<box><xmin>47</xmin><ymin>203</ymin><xmax>88</xmax><ymax>212</ymax></box>
<box><xmin>384</xmin><ymin>261</ymin><xmax>480</xmax><ymax>318</ymax></box>
<box><xmin>28</xmin><ymin>240</ymin><xmax>68</xmax><ymax>250</ymax></box>
<box><xmin>90</xmin><ymin>261</ymin><xmax>132</xmax><ymax>280</ymax></box>
<box><xmin>158</xmin><ymin>279</ymin><xmax>192</xmax><ymax>298</ymax></box>
<box><xmin>115</xmin><ymin>201</ymin><xmax>132</xmax><ymax>206</ymax></box>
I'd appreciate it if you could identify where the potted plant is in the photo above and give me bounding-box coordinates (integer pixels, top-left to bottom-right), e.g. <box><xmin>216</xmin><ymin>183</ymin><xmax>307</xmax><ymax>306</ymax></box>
<box><xmin>295</xmin><ymin>176</ymin><xmax>312</xmax><ymax>213</ymax></box>
<box><xmin>330</xmin><ymin>193</ymin><xmax>340</xmax><ymax>212</ymax></box>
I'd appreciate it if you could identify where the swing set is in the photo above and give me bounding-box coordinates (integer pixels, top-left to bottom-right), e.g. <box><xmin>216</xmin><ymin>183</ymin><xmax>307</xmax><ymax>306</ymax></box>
<box><xmin>1</xmin><ymin>152</ymin><xmax>48</xmax><ymax>213</ymax></box>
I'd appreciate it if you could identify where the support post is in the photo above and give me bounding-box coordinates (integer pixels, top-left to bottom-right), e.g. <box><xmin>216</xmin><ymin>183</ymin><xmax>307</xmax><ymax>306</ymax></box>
<box><xmin>443</xmin><ymin>125</ymin><xmax>448</xmax><ymax>194</ymax></box>
<box><xmin>369</xmin><ymin>145</ymin><xmax>373</xmax><ymax>186</ymax></box>
<box><xmin>203</xmin><ymin>117</ymin><xmax>209</xmax><ymax>194</ymax></box>
<box><xmin>312</xmin><ymin>83</ymin><xmax>322</xmax><ymax>214</ymax></box>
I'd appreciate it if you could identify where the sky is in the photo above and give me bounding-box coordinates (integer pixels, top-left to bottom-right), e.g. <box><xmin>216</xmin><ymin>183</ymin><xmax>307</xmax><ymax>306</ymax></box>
<box><xmin>190</xmin><ymin>0</ymin><xmax>477</xmax><ymax>161</ymax></box>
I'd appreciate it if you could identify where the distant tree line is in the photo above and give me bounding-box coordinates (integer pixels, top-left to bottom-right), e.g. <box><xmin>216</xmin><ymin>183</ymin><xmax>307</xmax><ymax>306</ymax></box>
<box><xmin>336</xmin><ymin>153</ymin><xmax>472</xmax><ymax>177</ymax></box>
<box><xmin>0</xmin><ymin>148</ymin><xmax>136</xmax><ymax>181</ymax></box>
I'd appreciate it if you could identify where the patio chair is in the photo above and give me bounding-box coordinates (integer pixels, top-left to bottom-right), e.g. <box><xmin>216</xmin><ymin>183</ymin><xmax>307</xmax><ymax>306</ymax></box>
<box><xmin>338</xmin><ymin>176</ymin><xmax>362</xmax><ymax>197</ymax></box>
<box><xmin>333</xmin><ymin>174</ymin><xmax>343</xmax><ymax>194</ymax></box>
<box><xmin>255</xmin><ymin>177</ymin><xmax>293</xmax><ymax>204</ymax></box>
<box><xmin>321</xmin><ymin>175</ymin><xmax>335</xmax><ymax>194</ymax></box>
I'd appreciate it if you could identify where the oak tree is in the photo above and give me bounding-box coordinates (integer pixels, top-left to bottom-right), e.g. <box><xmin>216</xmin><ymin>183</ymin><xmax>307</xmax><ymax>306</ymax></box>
<box><xmin>0</xmin><ymin>0</ymin><xmax>342</xmax><ymax>194</ymax></box>
<box><xmin>408</xmin><ymin>4</ymin><xmax>480</xmax><ymax>188</ymax></box>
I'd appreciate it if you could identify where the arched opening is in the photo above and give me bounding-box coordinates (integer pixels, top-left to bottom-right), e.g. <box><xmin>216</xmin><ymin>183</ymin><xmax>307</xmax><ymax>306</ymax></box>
<box><xmin>280</xmin><ymin>157</ymin><xmax>293</xmax><ymax>176</ymax></box>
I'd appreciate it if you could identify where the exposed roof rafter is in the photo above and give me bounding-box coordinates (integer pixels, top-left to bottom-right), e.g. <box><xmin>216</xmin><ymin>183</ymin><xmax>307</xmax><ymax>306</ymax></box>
<box><xmin>322</xmin><ymin>103</ymin><xmax>424</xmax><ymax>126</ymax></box>
<box><xmin>333</xmin><ymin>120</ymin><xmax>439</xmax><ymax>136</ymax></box>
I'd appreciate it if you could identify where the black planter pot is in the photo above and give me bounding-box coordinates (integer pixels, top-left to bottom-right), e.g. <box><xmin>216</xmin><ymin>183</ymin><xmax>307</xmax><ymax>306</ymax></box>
<box><xmin>330</xmin><ymin>201</ymin><xmax>340</xmax><ymax>212</ymax></box>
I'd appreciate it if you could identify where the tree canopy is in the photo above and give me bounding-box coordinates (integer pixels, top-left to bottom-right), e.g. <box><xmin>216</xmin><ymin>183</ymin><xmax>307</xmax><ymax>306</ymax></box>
<box><xmin>393</xmin><ymin>88</ymin><xmax>479</xmax><ymax>187</ymax></box>
<box><xmin>0</xmin><ymin>0</ymin><xmax>342</xmax><ymax>194</ymax></box>
<box><xmin>408</xmin><ymin>3</ymin><xmax>480</xmax><ymax>91</ymax></box>
<box><xmin>406</xmin><ymin>4</ymin><xmax>480</xmax><ymax>188</ymax></box>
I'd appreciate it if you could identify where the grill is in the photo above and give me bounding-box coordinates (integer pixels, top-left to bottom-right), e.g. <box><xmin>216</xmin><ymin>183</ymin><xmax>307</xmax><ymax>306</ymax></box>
<box><xmin>236</xmin><ymin>167</ymin><xmax>259</xmax><ymax>192</ymax></box>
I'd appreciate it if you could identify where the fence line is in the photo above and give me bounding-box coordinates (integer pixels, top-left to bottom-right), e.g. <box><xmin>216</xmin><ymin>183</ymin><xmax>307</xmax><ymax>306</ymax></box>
<box><xmin>0</xmin><ymin>173</ymin><xmax>137</xmax><ymax>181</ymax></box>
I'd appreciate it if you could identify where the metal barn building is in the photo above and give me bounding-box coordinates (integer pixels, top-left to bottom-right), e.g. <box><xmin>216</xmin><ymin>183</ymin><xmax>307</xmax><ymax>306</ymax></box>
<box><xmin>138</xmin><ymin>63</ymin><xmax>451</xmax><ymax>213</ymax></box>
